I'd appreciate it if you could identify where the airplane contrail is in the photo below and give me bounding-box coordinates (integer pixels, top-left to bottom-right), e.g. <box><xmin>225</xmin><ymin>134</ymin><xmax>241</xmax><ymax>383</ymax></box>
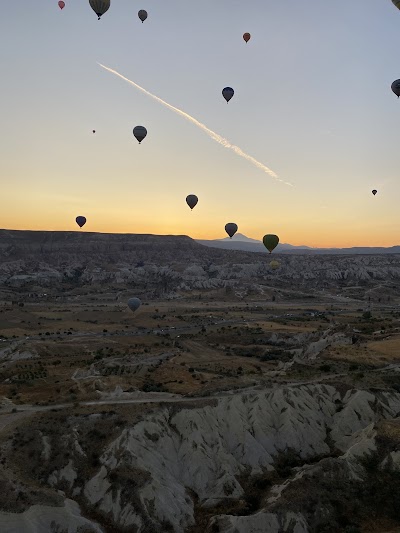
<box><xmin>98</xmin><ymin>63</ymin><xmax>293</xmax><ymax>186</ymax></box>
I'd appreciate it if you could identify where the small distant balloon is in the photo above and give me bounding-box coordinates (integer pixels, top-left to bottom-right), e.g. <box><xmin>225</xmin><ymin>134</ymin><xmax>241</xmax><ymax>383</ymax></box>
<box><xmin>89</xmin><ymin>0</ymin><xmax>110</xmax><ymax>20</ymax></box>
<box><xmin>186</xmin><ymin>195</ymin><xmax>198</xmax><ymax>210</ymax></box>
<box><xmin>222</xmin><ymin>87</ymin><xmax>234</xmax><ymax>103</ymax></box>
<box><xmin>372</xmin><ymin>189</ymin><xmax>377</xmax><ymax>196</ymax></box>
<box><xmin>269</xmin><ymin>260</ymin><xmax>281</xmax><ymax>270</ymax></box>
<box><xmin>133</xmin><ymin>126</ymin><xmax>147</xmax><ymax>144</ymax></box>
<box><xmin>263</xmin><ymin>234</ymin><xmax>279</xmax><ymax>253</ymax></box>
<box><xmin>76</xmin><ymin>216</ymin><xmax>86</xmax><ymax>228</ymax></box>
<box><xmin>391</xmin><ymin>79</ymin><xmax>400</xmax><ymax>98</ymax></box>
<box><xmin>225</xmin><ymin>223</ymin><xmax>238</xmax><ymax>239</ymax></box>
<box><xmin>243</xmin><ymin>33</ymin><xmax>251</xmax><ymax>43</ymax></box>
<box><xmin>128</xmin><ymin>297</ymin><xmax>141</xmax><ymax>312</ymax></box>
<box><xmin>92</xmin><ymin>130</ymin><xmax>96</xmax><ymax>134</ymax></box>
<box><xmin>58</xmin><ymin>1</ymin><xmax>65</xmax><ymax>10</ymax></box>
<box><xmin>138</xmin><ymin>9</ymin><xmax>147</xmax><ymax>22</ymax></box>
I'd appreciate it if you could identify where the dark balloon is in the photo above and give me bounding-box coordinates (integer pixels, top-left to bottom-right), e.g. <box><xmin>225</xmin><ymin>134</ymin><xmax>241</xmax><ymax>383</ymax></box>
<box><xmin>128</xmin><ymin>297</ymin><xmax>141</xmax><ymax>312</ymax></box>
<box><xmin>391</xmin><ymin>79</ymin><xmax>400</xmax><ymax>98</ymax></box>
<box><xmin>243</xmin><ymin>32</ymin><xmax>251</xmax><ymax>43</ymax></box>
<box><xmin>225</xmin><ymin>223</ymin><xmax>238</xmax><ymax>239</ymax></box>
<box><xmin>76</xmin><ymin>216</ymin><xmax>86</xmax><ymax>228</ymax></box>
<box><xmin>263</xmin><ymin>234</ymin><xmax>279</xmax><ymax>253</ymax></box>
<box><xmin>372</xmin><ymin>190</ymin><xmax>377</xmax><ymax>196</ymax></box>
<box><xmin>92</xmin><ymin>130</ymin><xmax>96</xmax><ymax>134</ymax></box>
<box><xmin>58</xmin><ymin>1</ymin><xmax>65</xmax><ymax>10</ymax></box>
<box><xmin>222</xmin><ymin>87</ymin><xmax>234</xmax><ymax>103</ymax></box>
<box><xmin>138</xmin><ymin>9</ymin><xmax>147</xmax><ymax>22</ymax></box>
<box><xmin>186</xmin><ymin>195</ymin><xmax>198</xmax><ymax>210</ymax></box>
<box><xmin>133</xmin><ymin>126</ymin><xmax>147</xmax><ymax>144</ymax></box>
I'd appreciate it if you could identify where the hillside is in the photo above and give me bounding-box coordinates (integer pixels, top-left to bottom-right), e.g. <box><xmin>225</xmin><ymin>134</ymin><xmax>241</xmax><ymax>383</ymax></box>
<box><xmin>1</xmin><ymin>229</ymin><xmax>400</xmax><ymax>532</ymax></box>
<box><xmin>2</xmin><ymin>230</ymin><xmax>400</xmax><ymax>304</ymax></box>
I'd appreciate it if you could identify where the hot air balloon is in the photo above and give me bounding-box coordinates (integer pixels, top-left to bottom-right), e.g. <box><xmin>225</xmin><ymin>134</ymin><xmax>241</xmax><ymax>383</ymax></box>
<box><xmin>138</xmin><ymin>9</ymin><xmax>147</xmax><ymax>22</ymax></box>
<box><xmin>372</xmin><ymin>189</ymin><xmax>377</xmax><ymax>196</ymax></box>
<box><xmin>186</xmin><ymin>195</ymin><xmax>198</xmax><ymax>210</ymax></box>
<box><xmin>225</xmin><ymin>223</ymin><xmax>238</xmax><ymax>239</ymax></box>
<box><xmin>58</xmin><ymin>1</ymin><xmax>65</xmax><ymax>10</ymax></box>
<box><xmin>128</xmin><ymin>297</ymin><xmax>141</xmax><ymax>312</ymax></box>
<box><xmin>76</xmin><ymin>216</ymin><xmax>86</xmax><ymax>228</ymax></box>
<box><xmin>89</xmin><ymin>0</ymin><xmax>110</xmax><ymax>20</ymax></box>
<box><xmin>391</xmin><ymin>79</ymin><xmax>400</xmax><ymax>98</ymax></box>
<box><xmin>392</xmin><ymin>0</ymin><xmax>400</xmax><ymax>10</ymax></box>
<box><xmin>92</xmin><ymin>130</ymin><xmax>96</xmax><ymax>134</ymax></box>
<box><xmin>263</xmin><ymin>234</ymin><xmax>279</xmax><ymax>253</ymax></box>
<box><xmin>243</xmin><ymin>33</ymin><xmax>251</xmax><ymax>43</ymax></box>
<box><xmin>269</xmin><ymin>260</ymin><xmax>281</xmax><ymax>270</ymax></box>
<box><xmin>133</xmin><ymin>126</ymin><xmax>147</xmax><ymax>144</ymax></box>
<box><xmin>222</xmin><ymin>87</ymin><xmax>234</xmax><ymax>103</ymax></box>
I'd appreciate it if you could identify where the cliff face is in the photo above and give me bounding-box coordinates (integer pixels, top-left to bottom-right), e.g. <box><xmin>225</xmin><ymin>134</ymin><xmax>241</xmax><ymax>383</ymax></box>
<box><xmin>3</xmin><ymin>385</ymin><xmax>399</xmax><ymax>532</ymax></box>
<box><xmin>2</xmin><ymin>230</ymin><xmax>400</xmax><ymax>299</ymax></box>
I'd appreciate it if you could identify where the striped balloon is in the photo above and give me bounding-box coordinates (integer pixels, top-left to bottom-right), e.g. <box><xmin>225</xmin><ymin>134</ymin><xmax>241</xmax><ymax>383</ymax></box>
<box><xmin>89</xmin><ymin>0</ymin><xmax>110</xmax><ymax>20</ymax></box>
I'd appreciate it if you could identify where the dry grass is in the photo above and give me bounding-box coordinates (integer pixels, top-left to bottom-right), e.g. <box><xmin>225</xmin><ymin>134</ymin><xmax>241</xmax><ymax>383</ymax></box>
<box><xmin>367</xmin><ymin>336</ymin><xmax>400</xmax><ymax>358</ymax></box>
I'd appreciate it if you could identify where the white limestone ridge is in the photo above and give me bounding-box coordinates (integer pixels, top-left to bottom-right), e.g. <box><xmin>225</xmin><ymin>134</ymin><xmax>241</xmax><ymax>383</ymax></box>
<box><xmin>80</xmin><ymin>385</ymin><xmax>400</xmax><ymax>532</ymax></box>
<box><xmin>1</xmin><ymin>384</ymin><xmax>399</xmax><ymax>532</ymax></box>
<box><xmin>0</xmin><ymin>499</ymin><xmax>103</xmax><ymax>533</ymax></box>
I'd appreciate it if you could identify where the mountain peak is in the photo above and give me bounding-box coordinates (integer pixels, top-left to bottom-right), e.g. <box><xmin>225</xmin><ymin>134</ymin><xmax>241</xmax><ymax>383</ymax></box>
<box><xmin>219</xmin><ymin>233</ymin><xmax>260</xmax><ymax>243</ymax></box>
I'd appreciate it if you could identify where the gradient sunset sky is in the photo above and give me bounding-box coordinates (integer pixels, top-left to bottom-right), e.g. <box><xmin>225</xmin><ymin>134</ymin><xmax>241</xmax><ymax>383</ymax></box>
<box><xmin>1</xmin><ymin>0</ymin><xmax>400</xmax><ymax>247</ymax></box>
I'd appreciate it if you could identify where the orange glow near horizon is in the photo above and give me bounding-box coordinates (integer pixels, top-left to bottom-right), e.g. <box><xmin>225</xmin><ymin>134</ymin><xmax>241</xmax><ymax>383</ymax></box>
<box><xmin>2</xmin><ymin>3</ymin><xmax>400</xmax><ymax>251</ymax></box>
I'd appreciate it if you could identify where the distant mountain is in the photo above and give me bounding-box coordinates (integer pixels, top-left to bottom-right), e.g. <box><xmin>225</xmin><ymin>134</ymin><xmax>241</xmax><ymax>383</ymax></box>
<box><xmin>217</xmin><ymin>233</ymin><xmax>311</xmax><ymax>249</ymax></box>
<box><xmin>196</xmin><ymin>234</ymin><xmax>400</xmax><ymax>255</ymax></box>
<box><xmin>218</xmin><ymin>233</ymin><xmax>262</xmax><ymax>244</ymax></box>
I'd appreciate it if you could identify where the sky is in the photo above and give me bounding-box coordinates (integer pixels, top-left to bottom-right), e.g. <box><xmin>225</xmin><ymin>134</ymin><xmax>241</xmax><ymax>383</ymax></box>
<box><xmin>1</xmin><ymin>0</ymin><xmax>400</xmax><ymax>247</ymax></box>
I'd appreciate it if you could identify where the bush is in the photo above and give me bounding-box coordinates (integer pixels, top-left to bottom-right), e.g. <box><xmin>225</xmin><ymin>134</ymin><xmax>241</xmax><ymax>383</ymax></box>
<box><xmin>319</xmin><ymin>364</ymin><xmax>331</xmax><ymax>372</ymax></box>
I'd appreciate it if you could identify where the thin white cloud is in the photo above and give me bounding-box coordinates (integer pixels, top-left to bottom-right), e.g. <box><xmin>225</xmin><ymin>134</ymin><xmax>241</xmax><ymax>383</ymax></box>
<box><xmin>98</xmin><ymin>63</ymin><xmax>293</xmax><ymax>187</ymax></box>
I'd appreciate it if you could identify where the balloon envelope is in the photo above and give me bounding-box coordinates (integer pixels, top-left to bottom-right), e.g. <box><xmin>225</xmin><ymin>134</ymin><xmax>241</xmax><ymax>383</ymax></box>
<box><xmin>391</xmin><ymin>79</ymin><xmax>400</xmax><ymax>97</ymax></box>
<box><xmin>263</xmin><ymin>234</ymin><xmax>279</xmax><ymax>253</ymax></box>
<box><xmin>222</xmin><ymin>87</ymin><xmax>234</xmax><ymax>103</ymax></box>
<box><xmin>76</xmin><ymin>216</ymin><xmax>86</xmax><ymax>228</ymax></box>
<box><xmin>225</xmin><ymin>223</ymin><xmax>238</xmax><ymax>238</ymax></box>
<box><xmin>138</xmin><ymin>9</ymin><xmax>147</xmax><ymax>22</ymax></box>
<box><xmin>89</xmin><ymin>0</ymin><xmax>110</xmax><ymax>19</ymax></box>
<box><xmin>128</xmin><ymin>297</ymin><xmax>141</xmax><ymax>312</ymax></box>
<box><xmin>133</xmin><ymin>126</ymin><xmax>147</xmax><ymax>144</ymax></box>
<box><xmin>58</xmin><ymin>1</ymin><xmax>65</xmax><ymax>9</ymax></box>
<box><xmin>243</xmin><ymin>32</ymin><xmax>251</xmax><ymax>42</ymax></box>
<box><xmin>269</xmin><ymin>260</ymin><xmax>281</xmax><ymax>270</ymax></box>
<box><xmin>392</xmin><ymin>0</ymin><xmax>400</xmax><ymax>10</ymax></box>
<box><xmin>186</xmin><ymin>195</ymin><xmax>198</xmax><ymax>210</ymax></box>
<box><xmin>372</xmin><ymin>190</ymin><xmax>377</xmax><ymax>195</ymax></box>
